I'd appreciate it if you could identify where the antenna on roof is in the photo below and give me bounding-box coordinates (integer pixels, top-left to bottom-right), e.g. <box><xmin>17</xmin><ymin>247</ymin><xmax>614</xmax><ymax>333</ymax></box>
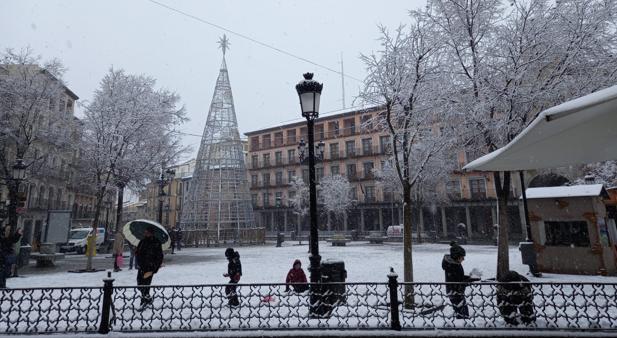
<box><xmin>340</xmin><ymin>52</ymin><xmax>346</xmax><ymax>109</ymax></box>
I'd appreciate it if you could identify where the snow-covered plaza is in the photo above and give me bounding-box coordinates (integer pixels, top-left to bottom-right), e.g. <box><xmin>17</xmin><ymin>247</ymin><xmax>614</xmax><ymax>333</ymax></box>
<box><xmin>11</xmin><ymin>242</ymin><xmax>617</xmax><ymax>288</ymax></box>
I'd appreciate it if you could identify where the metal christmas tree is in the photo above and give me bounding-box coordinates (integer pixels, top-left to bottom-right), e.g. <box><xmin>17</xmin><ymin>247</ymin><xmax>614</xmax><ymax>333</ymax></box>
<box><xmin>180</xmin><ymin>35</ymin><xmax>255</xmax><ymax>240</ymax></box>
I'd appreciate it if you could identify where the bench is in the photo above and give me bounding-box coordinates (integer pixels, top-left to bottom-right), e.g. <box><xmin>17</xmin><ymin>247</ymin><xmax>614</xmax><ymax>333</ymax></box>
<box><xmin>30</xmin><ymin>253</ymin><xmax>65</xmax><ymax>267</ymax></box>
<box><xmin>326</xmin><ymin>234</ymin><xmax>351</xmax><ymax>246</ymax></box>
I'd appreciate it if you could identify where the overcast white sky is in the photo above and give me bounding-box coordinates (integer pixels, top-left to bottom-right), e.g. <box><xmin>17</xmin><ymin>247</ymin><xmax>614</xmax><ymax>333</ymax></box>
<box><xmin>1</xmin><ymin>0</ymin><xmax>425</xmax><ymax>158</ymax></box>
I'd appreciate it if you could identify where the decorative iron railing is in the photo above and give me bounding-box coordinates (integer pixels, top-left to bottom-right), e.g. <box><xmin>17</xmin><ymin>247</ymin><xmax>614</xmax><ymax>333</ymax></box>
<box><xmin>1</xmin><ymin>273</ymin><xmax>616</xmax><ymax>334</ymax></box>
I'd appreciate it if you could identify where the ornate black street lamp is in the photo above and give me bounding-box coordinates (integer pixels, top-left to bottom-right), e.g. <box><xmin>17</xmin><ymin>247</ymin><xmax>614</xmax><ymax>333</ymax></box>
<box><xmin>298</xmin><ymin>138</ymin><xmax>325</xmax><ymax>164</ymax></box>
<box><xmin>8</xmin><ymin>159</ymin><xmax>27</xmax><ymax>234</ymax></box>
<box><xmin>158</xmin><ymin>165</ymin><xmax>175</xmax><ymax>225</ymax></box>
<box><xmin>296</xmin><ymin>72</ymin><xmax>323</xmax><ymax>315</ymax></box>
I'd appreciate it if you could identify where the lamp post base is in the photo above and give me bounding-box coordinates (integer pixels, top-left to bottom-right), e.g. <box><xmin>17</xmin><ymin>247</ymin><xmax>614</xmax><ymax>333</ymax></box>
<box><xmin>308</xmin><ymin>253</ymin><xmax>322</xmax><ymax>317</ymax></box>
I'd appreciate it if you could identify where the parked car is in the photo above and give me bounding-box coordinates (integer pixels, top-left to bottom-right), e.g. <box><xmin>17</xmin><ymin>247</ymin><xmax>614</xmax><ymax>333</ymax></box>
<box><xmin>60</xmin><ymin>228</ymin><xmax>105</xmax><ymax>254</ymax></box>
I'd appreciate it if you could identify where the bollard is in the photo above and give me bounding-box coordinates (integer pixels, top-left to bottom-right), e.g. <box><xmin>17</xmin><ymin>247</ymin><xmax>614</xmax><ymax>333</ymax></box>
<box><xmin>98</xmin><ymin>271</ymin><xmax>115</xmax><ymax>334</ymax></box>
<box><xmin>388</xmin><ymin>268</ymin><xmax>401</xmax><ymax>331</ymax></box>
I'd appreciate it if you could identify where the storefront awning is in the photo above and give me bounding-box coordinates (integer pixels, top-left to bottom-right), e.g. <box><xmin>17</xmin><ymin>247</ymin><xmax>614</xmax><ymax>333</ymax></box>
<box><xmin>464</xmin><ymin>85</ymin><xmax>617</xmax><ymax>171</ymax></box>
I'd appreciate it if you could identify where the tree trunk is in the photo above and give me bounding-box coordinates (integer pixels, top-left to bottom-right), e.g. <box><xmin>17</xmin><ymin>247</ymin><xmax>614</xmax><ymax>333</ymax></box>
<box><xmin>402</xmin><ymin>184</ymin><xmax>414</xmax><ymax>307</ymax></box>
<box><xmin>493</xmin><ymin>171</ymin><xmax>511</xmax><ymax>281</ymax></box>
<box><xmin>115</xmin><ymin>183</ymin><xmax>125</xmax><ymax>233</ymax></box>
<box><xmin>86</xmin><ymin>188</ymin><xmax>105</xmax><ymax>271</ymax></box>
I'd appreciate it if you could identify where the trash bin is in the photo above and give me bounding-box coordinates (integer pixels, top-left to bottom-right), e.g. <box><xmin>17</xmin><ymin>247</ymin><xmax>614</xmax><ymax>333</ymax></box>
<box><xmin>519</xmin><ymin>241</ymin><xmax>541</xmax><ymax>276</ymax></box>
<box><xmin>290</xmin><ymin>231</ymin><xmax>297</xmax><ymax>241</ymax></box>
<box><xmin>18</xmin><ymin>245</ymin><xmax>32</xmax><ymax>268</ymax></box>
<box><xmin>314</xmin><ymin>259</ymin><xmax>347</xmax><ymax>317</ymax></box>
<box><xmin>276</xmin><ymin>232</ymin><xmax>285</xmax><ymax>247</ymax></box>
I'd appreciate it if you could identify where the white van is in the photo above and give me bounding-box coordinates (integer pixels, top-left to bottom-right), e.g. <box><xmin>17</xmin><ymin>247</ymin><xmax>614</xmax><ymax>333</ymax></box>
<box><xmin>60</xmin><ymin>228</ymin><xmax>106</xmax><ymax>254</ymax></box>
<box><xmin>386</xmin><ymin>225</ymin><xmax>404</xmax><ymax>239</ymax></box>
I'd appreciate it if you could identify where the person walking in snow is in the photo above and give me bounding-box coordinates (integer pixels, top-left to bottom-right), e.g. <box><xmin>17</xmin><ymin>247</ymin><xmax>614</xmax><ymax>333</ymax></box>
<box><xmin>285</xmin><ymin>259</ymin><xmax>308</xmax><ymax>293</ymax></box>
<box><xmin>496</xmin><ymin>270</ymin><xmax>535</xmax><ymax>325</ymax></box>
<box><xmin>135</xmin><ymin>226</ymin><xmax>164</xmax><ymax>306</ymax></box>
<box><xmin>224</xmin><ymin>247</ymin><xmax>242</xmax><ymax>306</ymax></box>
<box><xmin>442</xmin><ymin>241</ymin><xmax>479</xmax><ymax>319</ymax></box>
<box><xmin>112</xmin><ymin>231</ymin><xmax>125</xmax><ymax>272</ymax></box>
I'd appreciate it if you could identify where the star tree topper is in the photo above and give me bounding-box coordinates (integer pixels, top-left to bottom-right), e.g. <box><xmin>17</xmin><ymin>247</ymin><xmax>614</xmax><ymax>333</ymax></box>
<box><xmin>218</xmin><ymin>34</ymin><xmax>230</xmax><ymax>56</ymax></box>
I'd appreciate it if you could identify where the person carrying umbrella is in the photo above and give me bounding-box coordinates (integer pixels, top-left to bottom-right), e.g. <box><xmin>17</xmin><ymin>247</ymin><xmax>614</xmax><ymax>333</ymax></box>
<box><xmin>135</xmin><ymin>226</ymin><xmax>164</xmax><ymax>306</ymax></box>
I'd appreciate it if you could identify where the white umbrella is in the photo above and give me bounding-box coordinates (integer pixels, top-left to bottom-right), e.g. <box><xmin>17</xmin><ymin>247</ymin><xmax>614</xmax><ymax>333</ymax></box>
<box><xmin>464</xmin><ymin>85</ymin><xmax>617</xmax><ymax>171</ymax></box>
<box><xmin>122</xmin><ymin>219</ymin><xmax>171</xmax><ymax>250</ymax></box>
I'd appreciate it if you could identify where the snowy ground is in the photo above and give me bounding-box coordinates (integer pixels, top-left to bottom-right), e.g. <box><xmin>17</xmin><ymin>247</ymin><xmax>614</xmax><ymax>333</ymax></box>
<box><xmin>9</xmin><ymin>242</ymin><xmax>617</xmax><ymax>288</ymax></box>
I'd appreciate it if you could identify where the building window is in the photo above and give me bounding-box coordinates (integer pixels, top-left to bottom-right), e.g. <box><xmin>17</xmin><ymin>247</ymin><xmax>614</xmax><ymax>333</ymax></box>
<box><xmin>287</xmin><ymin>129</ymin><xmax>296</xmax><ymax>144</ymax></box>
<box><xmin>275</xmin><ymin>151</ymin><xmax>283</xmax><ymax>165</ymax></box>
<box><xmin>350</xmin><ymin>187</ymin><xmax>357</xmax><ymax>201</ymax></box>
<box><xmin>329</xmin><ymin>143</ymin><xmax>339</xmax><ymax>159</ymax></box>
<box><xmin>362</xmin><ymin>138</ymin><xmax>372</xmax><ymax>155</ymax></box>
<box><xmin>251</xmin><ymin>175</ymin><xmax>258</xmax><ymax>187</ymax></box>
<box><xmin>275</xmin><ymin>192</ymin><xmax>283</xmax><ymax>207</ymax></box>
<box><xmin>446</xmin><ymin>180</ymin><xmax>462</xmax><ymax>199</ymax></box>
<box><xmin>287</xmin><ymin>170</ymin><xmax>295</xmax><ymax>182</ymax></box>
<box><xmin>469</xmin><ymin>177</ymin><xmax>486</xmax><ymax>199</ymax></box>
<box><xmin>300</xmin><ymin>127</ymin><xmax>307</xmax><ymax>141</ymax></box>
<box><xmin>360</xmin><ymin>114</ymin><xmax>372</xmax><ymax>131</ymax></box>
<box><xmin>274</xmin><ymin>132</ymin><xmax>284</xmax><ymax>146</ymax></box>
<box><xmin>363</xmin><ymin>161</ymin><xmax>374</xmax><ymax>179</ymax></box>
<box><xmin>251</xmin><ymin>137</ymin><xmax>259</xmax><ymax>151</ymax></box>
<box><xmin>263</xmin><ymin>153</ymin><xmax>271</xmax><ymax>167</ymax></box>
<box><xmin>316</xmin><ymin>167</ymin><xmax>324</xmax><ymax>182</ymax></box>
<box><xmin>251</xmin><ymin>194</ymin><xmax>258</xmax><ymax>207</ymax></box>
<box><xmin>287</xmin><ymin>149</ymin><xmax>296</xmax><ymax>164</ymax></box>
<box><xmin>302</xmin><ymin>169</ymin><xmax>309</xmax><ymax>183</ymax></box>
<box><xmin>343</xmin><ymin>118</ymin><xmax>355</xmax><ymax>136</ymax></box>
<box><xmin>262</xmin><ymin>134</ymin><xmax>271</xmax><ymax>148</ymax></box>
<box><xmin>251</xmin><ymin>155</ymin><xmax>258</xmax><ymax>168</ymax></box>
<box><xmin>263</xmin><ymin>193</ymin><xmax>271</xmax><ymax>208</ymax></box>
<box><xmin>545</xmin><ymin>221</ymin><xmax>590</xmax><ymax>247</ymax></box>
<box><xmin>365</xmin><ymin>186</ymin><xmax>376</xmax><ymax>202</ymax></box>
<box><xmin>275</xmin><ymin>171</ymin><xmax>283</xmax><ymax>185</ymax></box>
<box><xmin>380</xmin><ymin>135</ymin><xmax>391</xmax><ymax>154</ymax></box>
<box><xmin>330</xmin><ymin>165</ymin><xmax>340</xmax><ymax>175</ymax></box>
<box><xmin>346</xmin><ymin>163</ymin><xmax>357</xmax><ymax>179</ymax></box>
<box><xmin>315</xmin><ymin>124</ymin><xmax>325</xmax><ymax>140</ymax></box>
<box><xmin>262</xmin><ymin>173</ymin><xmax>271</xmax><ymax>187</ymax></box>
<box><xmin>346</xmin><ymin>141</ymin><xmax>355</xmax><ymax>157</ymax></box>
<box><xmin>328</xmin><ymin>121</ymin><xmax>340</xmax><ymax>138</ymax></box>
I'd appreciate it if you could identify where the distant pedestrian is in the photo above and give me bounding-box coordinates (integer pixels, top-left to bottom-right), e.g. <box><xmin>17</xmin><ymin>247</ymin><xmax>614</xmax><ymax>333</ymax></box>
<box><xmin>456</xmin><ymin>223</ymin><xmax>467</xmax><ymax>244</ymax></box>
<box><xmin>113</xmin><ymin>232</ymin><xmax>125</xmax><ymax>272</ymax></box>
<box><xmin>224</xmin><ymin>247</ymin><xmax>242</xmax><ymax>306</ymax></box>
<box><xmin>135</xmin><ymin>226</ymin><xmax>163</xmax><ymax>306</ymax></box>
<box><xmin>0</xmin><ymin>226</ymin><xmax>22</xmax><ymax>288</ymax></box>
<box><xmin>174</xmin><ymin>227</ymin><xmax>182</xmax><ymax>252</ymax></box>
<box><xmin>169</xmin><ymin>227</ymin><xmax>177</xmax><ymax>254</ymax></box>
<box><xmin>497</xmin><ymin>271</ymin><xmax>535</xmax><ymax>325</ymax></box>
<box><xmin>128</xmin><ymin>243</ymin><xmax>137</xmax><ymax>270</ymax></box>
<box><xmin>442</xmin><ymin>241</ymin><xmax>479</xmax><ymax>319</ymax></box>
<box><xmin>285</xmin><ymin>259</ymin><xmax>308</xmax><ymax>293</ymax></box>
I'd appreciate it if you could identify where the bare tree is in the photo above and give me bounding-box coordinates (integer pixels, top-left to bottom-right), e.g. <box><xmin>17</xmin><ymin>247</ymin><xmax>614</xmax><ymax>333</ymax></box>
<box><xmin>425</xmin><ymin>0</ymin><xmax>617</xmax><ymax>279</ymax></box>
<box><xmin>0</xmin><ymin>48</ymin><xmax>72</xmax><ymax>233</ymax></box>
<box><xmin>359</xmin><ymin>13</ymin><xmax>451</xmax><ymax>306</ymax></box>
<box><xmin>79</xmin><ymin>68</ymin><xmax>186</xmax><ymax>270</ymax></box>
<box><xmin>318</xmin><ymin>174</ymin><xmax>354</xmax><ymax>231</ymax></box>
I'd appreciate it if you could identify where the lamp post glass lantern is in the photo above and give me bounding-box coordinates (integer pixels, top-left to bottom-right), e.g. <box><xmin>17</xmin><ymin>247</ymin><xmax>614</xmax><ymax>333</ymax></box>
<box><xmin>296</xmin><ymin>72</ymin><xmax>323</xmax><ymax>316</ymax></box>
<box><xmin>12</xmin><ymin>159</ymin><xmax>27</xmax><ymax>181</ymax></box>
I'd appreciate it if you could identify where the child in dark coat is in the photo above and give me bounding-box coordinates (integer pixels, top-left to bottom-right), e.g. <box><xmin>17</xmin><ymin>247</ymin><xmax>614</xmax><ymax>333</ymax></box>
<box><xmin>442</xmin><ymin>241</ymin><xmax>479</xmax><ymax>319</ymax></box>
<box><xmin>285</xmin><ymin>259</ymin><xmax>308</xmax><ymax>293</ymax></box>
<box><xmin>497</xmin><ymin>270</ymin><xmax>535</xmax><ymax>325</ymax></box>
<box><xmin>224</xmin><ymin>248</ymin><xmax>242</xmax><ymax>306</ymax></box>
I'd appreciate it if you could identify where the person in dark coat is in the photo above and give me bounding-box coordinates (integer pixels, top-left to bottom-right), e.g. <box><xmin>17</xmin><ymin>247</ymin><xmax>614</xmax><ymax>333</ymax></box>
<box><xmin>0</xmin><ymin>226</ymin><xmax>22</xmax><ymax>288</ymax></box>
<box><xmin>174</xmin><ymin>227</ymin><xmax>182</xmax><ymax>252</ymax></box>
<box><xmin>285</xmin><ymin>259</ymin><xmax>308</xmax><ymax>293</ymax></box>
<box><xmin>224</xmin><ymin>247</ymin><xmax>242</xmax><ymax>306</ymax></box>
<box><xmin>135</xmin><ymin>226</ymin><xmax>164</xmax><ymax>306</ymax></box>
<box><xmin>497</xmin><ymin>270</ymin><xmax>535</xmax><ymax>325</ymax></box>
<box><xmin>442</xmin><ymin>241</ymin><xmax>479</xmax><ymax>319</ymax></box>
<box><xmin>169</xmin><ymin>227</ymin><xmax>177</xmax><ymax>254</ymax></box>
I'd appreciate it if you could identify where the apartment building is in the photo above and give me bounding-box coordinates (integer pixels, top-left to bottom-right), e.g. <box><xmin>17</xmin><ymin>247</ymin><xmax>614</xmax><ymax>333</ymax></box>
<box><xmin>245</xmin><ymin>106</ymin><xmax>523</xmax><ymax>240</ymax></box>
